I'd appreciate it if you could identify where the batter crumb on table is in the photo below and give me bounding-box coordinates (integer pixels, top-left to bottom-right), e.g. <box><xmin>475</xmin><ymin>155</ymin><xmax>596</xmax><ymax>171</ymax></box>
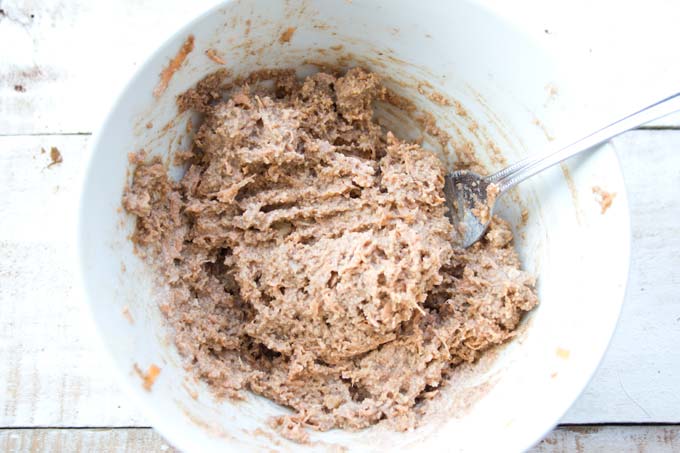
<box><xmin>47</xmin><ymin>146</ymin><xmax>62</xmax><ymax>168</ymax></box>
<box><xmin>123</xmin><ymin>67</ymin><xmax>538</xmax><ymax>441</ymax></box>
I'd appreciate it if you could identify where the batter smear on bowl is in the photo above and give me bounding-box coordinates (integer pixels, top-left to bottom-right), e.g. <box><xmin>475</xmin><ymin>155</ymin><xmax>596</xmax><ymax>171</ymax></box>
<box><xmin>123</xmin><ymin>68</ymin><xmax>538</xmax><ymax>442</ymax></box>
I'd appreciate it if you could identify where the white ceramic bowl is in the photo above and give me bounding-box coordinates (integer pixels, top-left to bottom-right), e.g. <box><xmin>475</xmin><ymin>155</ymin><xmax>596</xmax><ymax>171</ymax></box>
<box><xmin>78</xmin><ymin>1</ymin><xmax>630</xmax><ymax>451</ymax></box>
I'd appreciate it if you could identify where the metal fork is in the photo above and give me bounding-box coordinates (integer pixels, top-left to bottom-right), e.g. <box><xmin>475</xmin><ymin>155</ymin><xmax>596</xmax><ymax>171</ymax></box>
<box><xmin>444</xmin><ymin>91</ymin><xmax>680</xmax><ymax>247</ymax></box>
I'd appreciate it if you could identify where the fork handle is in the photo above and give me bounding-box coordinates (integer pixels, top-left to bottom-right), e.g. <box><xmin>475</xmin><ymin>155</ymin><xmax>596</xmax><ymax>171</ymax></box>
<box><xmin>486</xmin><ymin>91</ymin><xmax>680</xmax><ymax>193</ymax></box>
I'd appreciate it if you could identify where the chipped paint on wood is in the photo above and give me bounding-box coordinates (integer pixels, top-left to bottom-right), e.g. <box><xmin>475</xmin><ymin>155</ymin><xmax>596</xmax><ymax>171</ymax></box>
<box><xmin>0</xmin><ymin>425</ymin><xmax>678</xmax><ymax>451</ymax></box>
<box><xmin>531</xmin><ymin>425</ymin><xmax>680</xmax><ymax>452</ymax></box>
<box><xmin>0</xmin><ymin>429</ymin><xmax>177</xmax><ymax>453</ymax></box>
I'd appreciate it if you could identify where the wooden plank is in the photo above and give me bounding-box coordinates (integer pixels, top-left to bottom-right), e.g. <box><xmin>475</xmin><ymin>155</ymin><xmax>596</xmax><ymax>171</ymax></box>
<box><xmin>0</xmin><ymin>130</ymin><xmax>678</xmax><ymax>428</ymax></box>
<box><xmin>0</xmin><ymin>429</ymin><xmax>174</xmax><ymax>453</ymax></box>
<box><xmin>2</xmin><ymin>0</ymin><xmax>680</xmax><ymax>136</ymax></box>
<box><xmin>531</xmin><ymin>425</ymin><xmax>680</xmax><ymax>452</ymax></box>
<box><xmin>1</xmin><ymin>425</ymin><xmax>679</xmax><ymax>452</ymax></box>
<box><xmin>561</xmin><ymin>130</ymin><xmax>680</xmax><ymax>424</ymax></box>
<box><xmin>0</xmin><ymin>135</ymin><xmax>144</xmax><ymax>427</ymax></box>
<box><xmin>0</xmin><ymin>0</ymin><xmax>222</xmax><ymax>135</ymax></box>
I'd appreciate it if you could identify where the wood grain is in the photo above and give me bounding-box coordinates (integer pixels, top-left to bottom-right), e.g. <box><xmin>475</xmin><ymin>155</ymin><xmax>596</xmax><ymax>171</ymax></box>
<box><xmin>531</xmin><ymin>425</ymin><xmax>680</xmax><ymax>452</ymax></box>
<box><xmin>0</xmin><ymin>135</ymin><xmax>144</xmax><ymax>427</ymax></box>
<box><xmin>0</xmin><ymin>130</ymin><xmax>678</xmax><ymax>429</ymax></box>
<box><xmin>1</xmin><ymin>425</ymin><xmax>679</xmax><ymax>452</ymax></box>
<box><xmin>2</xmin><ymin>0</ymin><xmax>680</xmax><ymax>136</ymax></box>
<box><xmin>0</xmin><ymin>429</ymin><xmax>174</xmax><ymax>453</ymax></box>
<box><xmin>562</xmin><ymin>131</ymin><xmax>680</xmax><ymax>423</ymax></box>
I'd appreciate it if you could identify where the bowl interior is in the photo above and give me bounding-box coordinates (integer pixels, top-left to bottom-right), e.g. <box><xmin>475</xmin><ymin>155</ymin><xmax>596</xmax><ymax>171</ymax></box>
<box><xmin>79</xmin><ymin>1</ymin><xmax>630</xmax><ymax>451</ymax></box>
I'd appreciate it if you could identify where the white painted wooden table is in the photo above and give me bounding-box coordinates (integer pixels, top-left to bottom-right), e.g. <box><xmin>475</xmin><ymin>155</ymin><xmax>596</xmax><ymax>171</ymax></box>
<box><xmin>1</xmin><ymin>1</ymin><xmax>679</xmax><ymax>451</ymax></box>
